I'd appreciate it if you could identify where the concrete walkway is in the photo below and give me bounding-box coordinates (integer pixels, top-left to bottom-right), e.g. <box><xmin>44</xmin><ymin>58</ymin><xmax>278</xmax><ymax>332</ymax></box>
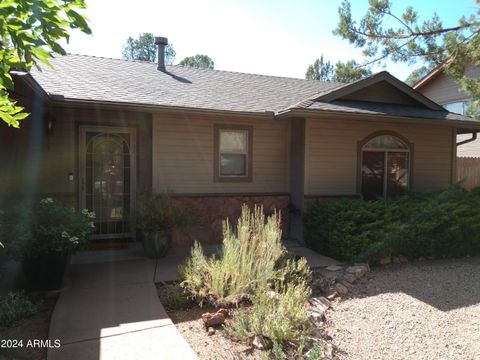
<box><xmin>47</xmin><ymin>241</ymin><xmax>338</xmax><ymax>359</ymax></box>
<box><xmin>48</xmin><ymin>252</ymin><xmax>198</xmax><ymax>360</ymax></box>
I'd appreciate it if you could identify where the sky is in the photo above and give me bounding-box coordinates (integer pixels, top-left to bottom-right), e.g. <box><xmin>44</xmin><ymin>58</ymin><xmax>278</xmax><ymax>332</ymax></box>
<box><xmin>63</xmin><ymin>0</ymin><xmax>478</xmax><ymax>81</ymax></box>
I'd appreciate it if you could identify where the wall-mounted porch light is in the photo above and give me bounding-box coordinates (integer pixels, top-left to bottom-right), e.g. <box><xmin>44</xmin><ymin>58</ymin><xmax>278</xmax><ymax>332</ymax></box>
<box><xmin>44</xmin><ymin>113</ymin><xmax>55</xmax><ymax>136</ymax></box>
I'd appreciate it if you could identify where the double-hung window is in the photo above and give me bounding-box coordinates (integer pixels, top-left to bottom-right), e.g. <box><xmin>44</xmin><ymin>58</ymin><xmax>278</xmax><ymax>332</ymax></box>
<box><xmin>214</xmin><ymin>125</ymin><xmax>252</xmax><ymax>182</ymax></box>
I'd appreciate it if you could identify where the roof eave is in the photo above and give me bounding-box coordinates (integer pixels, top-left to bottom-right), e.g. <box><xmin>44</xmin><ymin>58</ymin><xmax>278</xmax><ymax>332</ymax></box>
<box><xmin>49</xmin><ymin>98</ymin><xmax>277</xmax><ymax>118</ymax></box>
<box><xmin>276</xmin><ymin>108</ymin><xmax>480</xmax><ymax>131</ymax></box>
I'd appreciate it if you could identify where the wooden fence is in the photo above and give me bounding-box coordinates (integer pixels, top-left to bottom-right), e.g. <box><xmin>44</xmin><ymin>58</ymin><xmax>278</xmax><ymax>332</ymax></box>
<box><xmin>457</xmin><ymin>157</ymin><xmax>480</xmax><ymax>190</ymax></box>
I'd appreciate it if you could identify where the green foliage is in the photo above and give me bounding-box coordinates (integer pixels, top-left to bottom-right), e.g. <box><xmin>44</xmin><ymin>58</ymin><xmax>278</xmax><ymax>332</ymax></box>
<box><xmin>306</xmin><ymin>55</ymin><xmax>371</xmax><ymax>83</ymax></box>
<box><xmin>133</xmin><ymin>193</ymin><xmax>195</xmax><ymax>232</ymax></box>
<box><xmin>0</xmin><ymin>0</ymin><xmax>91</xmax><ymax>127</ymax></box>
<box><xmin>225</xmin><ymin>281</ymin><xmax>310</xmax><ymax>344</ymax></box>
<box><xmin>0</xmin><ymin>291</ymin><xmax>39</xmax><ymax>327</ymax></box>
<box><xmin>6</xmin><ymin>198</ymin><xmax>95</xmax><ymax>260</ymax></box>
<box><xmin>180</xmin><ymin>205</ymin><xmax>286</xmax><ymax>305</ymax></box>
<box><xmin>178</xmin><ymin>54</ymin><xmax>215</xmax><ymax>69</ymax></box>
<box><xmin>305</xmin><ymin>56</ymin><xmax>334</xmax><ymax>81</ymax></box>
<box><xmin>334</xmin><ymin>0</ymin><xmax>480</xmax><ymax>103</ymax></box>
<box><xmin>405</xmin><ymin>65</ymin><xmax>434</xmax><ymax>86</ymax></box>
<box><xmin>122</xmin><ymin>33</ymin><xmax>176</xmax><ymax>64</ymax></box>
<box><xmin>162</xmin><ymin>285</ymin><xmax>194</xmax><ymax>311</ymax></box>
<box><xmin>333</xmin><ymin>60</ymin><xmax>372</xmax><ymax>82</ymax></box>
<box><xmin>304</xmin><ymin>186</ymin><xmax>480</xmax><ymax>263</ymax></box>
<box><xmin>182</xmin><ymin>205</ymin><xmax>313</xmax><ymax>353</ymax></box>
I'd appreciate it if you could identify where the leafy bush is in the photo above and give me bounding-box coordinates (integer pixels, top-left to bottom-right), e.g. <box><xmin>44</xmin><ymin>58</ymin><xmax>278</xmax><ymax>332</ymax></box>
<box><xmin>132</xmin><ymin>193</ymin><xmax>195</xmax><ymax>232</ymax></box>
<box><xmin>225</xmin><ymin>281</ymin><xmax>311</xmax><ymax>344</ymax></box>
<box><xmin>304</xmin><ymin>185</ymin><xmax>480</xmax><ymax>263</ymax></box>
<box><xmin>181</xmin><ymin>205</ymin><xmax>295</xmax><ymax>305</ymax></box>
<box><xmin>6</xmin><ymin>198</ymin><xmax>95</xmax><ymax>260</ymax></box>
<box><xmin>0</xmin><ymin>291</ymin><xmax>39</xmax><ymax>327</ymax></box>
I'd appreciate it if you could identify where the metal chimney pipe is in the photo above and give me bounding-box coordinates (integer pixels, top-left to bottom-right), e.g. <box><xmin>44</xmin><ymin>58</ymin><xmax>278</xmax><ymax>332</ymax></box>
<box><xmin>154</xmin><ymin>36</ymin><xmax>168</xmax><ymax>72</ymax></box>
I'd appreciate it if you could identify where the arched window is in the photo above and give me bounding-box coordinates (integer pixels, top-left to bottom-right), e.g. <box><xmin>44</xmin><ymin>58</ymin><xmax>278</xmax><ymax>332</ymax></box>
<box><xmin>360</xmin><ymin>133</ymin><xmax>411</xmax><ymax>200</ymax></box>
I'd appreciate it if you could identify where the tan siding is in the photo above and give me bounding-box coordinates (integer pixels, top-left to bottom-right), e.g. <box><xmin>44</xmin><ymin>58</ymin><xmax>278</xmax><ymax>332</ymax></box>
<box><xmin>152</xmin><ymin>114</ymin><xmax>290</xmax><ymax>194</ymax></box>
<box><xmin>419</xmin><ymin>64</ymin><xmax>480</xmax><ymax>105</ymax></box>
<box><xmin>305</xmin><ymin>118</ymin><xmax>453</xmax><ymax>195</ymax></box>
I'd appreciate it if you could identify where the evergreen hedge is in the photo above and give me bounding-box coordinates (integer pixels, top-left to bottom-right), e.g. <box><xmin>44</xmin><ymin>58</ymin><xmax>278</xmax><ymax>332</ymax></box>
<box><xmin>303</xmin><ymin>185</ymin><xmax>480</xmax><ymax>263</ymax></box>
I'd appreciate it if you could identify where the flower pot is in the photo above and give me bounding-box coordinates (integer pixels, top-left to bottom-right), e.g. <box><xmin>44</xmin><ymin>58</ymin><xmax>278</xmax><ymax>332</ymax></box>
<box><xmin>22</xmin><ymin>250</ymin><xmax>70</xmax><ymax>290</ymax></box>
<box><xmin>141</xmin><ymin>230</ymin><xmax>170</xmax><ymax>258</ymax></box>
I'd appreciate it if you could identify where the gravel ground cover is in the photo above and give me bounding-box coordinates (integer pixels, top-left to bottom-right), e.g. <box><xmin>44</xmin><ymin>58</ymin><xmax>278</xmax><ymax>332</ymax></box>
<box><xmin>326</xmin><ymin>257</ymin><xmax>480</xmax><ymax>360</ymax></box>
<box><xmin>167</xmin><ymin>306</ymin><xmax>263</xmax><ymax>360</ymax></box>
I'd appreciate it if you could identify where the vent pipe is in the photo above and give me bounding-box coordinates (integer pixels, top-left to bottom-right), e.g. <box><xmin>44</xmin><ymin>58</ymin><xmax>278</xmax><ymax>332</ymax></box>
<box><xmin>154</xmin><ymin>36</ymin><xmax>168</xmax><ymax>72</ymax></box>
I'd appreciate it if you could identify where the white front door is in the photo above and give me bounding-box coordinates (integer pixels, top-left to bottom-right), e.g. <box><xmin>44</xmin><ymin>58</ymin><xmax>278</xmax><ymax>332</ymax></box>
<box><xmin>79</xmin><ymin>126</ymin><xmax>136</xmax><ymax>239</ymax></box>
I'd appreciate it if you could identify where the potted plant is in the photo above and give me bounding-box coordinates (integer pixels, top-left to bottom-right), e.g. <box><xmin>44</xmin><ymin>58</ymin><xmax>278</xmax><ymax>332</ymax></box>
<box><xmin>133</xmin><ymin>193</ymin><xmax>195</xmax><ymax>258</ymax></box>
<box><xmin>8</xmin><ymin>198</ymin><xmax>95</xmax><ymax>290</ymax></box>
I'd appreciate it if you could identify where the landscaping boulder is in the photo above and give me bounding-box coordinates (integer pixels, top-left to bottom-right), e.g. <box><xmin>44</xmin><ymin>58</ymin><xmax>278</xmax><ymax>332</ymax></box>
<box><xmin>252</xmin><ymin>335</ymin><xmax>273</xmax><ymax>350</ymax></box>
<box><xmin>345</xmin><ymin>265</ymin><xmax>369</xmax><ymax>279</ymax></box>
<box><xmin>326</xmin><ymin>289</ymin><xmax>338</xmax><ymax>300</ymax></box>
<box><xmin>343</xmin><ymin>273</ymin><xmax>357</xmax><ymax>284</ymax></box>
<box><xmin>202</xmin><ymin>311</ymin><xmax>226</xmax><ymax>327</ymax></box>
<box><xmin>335</xmin><ymin>283</ymin><xmax>349</xmax><ymax>297</ymax></box>
<box><xmin>380</xmin><ymin>257</ymin><xmax>392</xmax><ymax>265</ymax></box>
<box><xmin>308</xmin><ymin>296</ymin><xmax>331</xmax><ymax>314</ymax></box>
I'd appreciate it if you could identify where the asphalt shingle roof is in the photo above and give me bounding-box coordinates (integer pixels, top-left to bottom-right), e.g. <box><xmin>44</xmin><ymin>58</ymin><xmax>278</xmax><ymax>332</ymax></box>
<box><xmin>28</xmin><ymin>54</ymin><xmax>478</xmax><ymax>126</ymax></box>
<box><xmin>305</xmin><ymin>100</ymin><xmax>477</xmax><ymax>122</ymax></box>
<box><xmin>31</xmin><ymin>54</ymin><xmax>341</xmax><ymax>113</ymax></box>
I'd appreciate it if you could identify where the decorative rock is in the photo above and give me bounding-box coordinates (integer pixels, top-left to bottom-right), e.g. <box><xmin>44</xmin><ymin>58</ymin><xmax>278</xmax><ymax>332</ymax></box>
<box><xmin>308</xmin><ymin>296</ymin><xmax>331</xmax><ymax>313</ymax></box>
<box><xmin>325</xmin><ymin>290</ymin><xmax>338</xmax><ymax>300</ymax></box>
<box><xmin>207</xmin><ymin>327</ymin><xmax>216</xmax><ymax>336</ymax></box>
<box><xmin>340</xmin><ymin>280</ymin><xmax>354</xmax><ymax>289</ymax></box>
<box><xmin>325</xmin><ymin>265</ymin><xmax>344</xmax><ymax>272</ymax></box>
<box><xmin>355</xmin><ymin>263</ymin><xmax>370</xmax><ymax>272</ymax></box>
<box><xmin>345</xmin><ymin>265</ymin><xmax>368</xmax><ymax>279</ymax></box>
<box><xmin>335</xmin><ymin>283</ymin><xmax>349</xmax><ymax>297</ymax></box>
<box><xmin>252</xmin><ymin>335</ymin><xmax>273</xmax><ymax>350</ymax></box>
<box><xmin>216</xmin><ymin>308</ymin><xmax>230</xmax><ymax>317</ymax></box>
<box><xmin>343</xmin><ymin>273</ymin><xmax>357</xmax><ymax>284</ymax></box>
<box><xmin>311</xmin><ymin>277</ymin><xmax>333</xmax><ymax>293</ymax></box>
<box><xmin>398</xmin><ymin>255</ymin><xmax>408</xmax><ymax>263</ymax></box>
<box><xmin>202</xmin><ymin>312</ymin><xmax>226</xmax><ymax>327</ymax></box>
<box><xmin>380</xmin><ymin>257</ymin><xmax>392</xmax><ymax>265</ymax></box>
<box><xmin>392</xmin><ymin>256</ymin><xmax>401</xmax><ymax>264</ymax></box>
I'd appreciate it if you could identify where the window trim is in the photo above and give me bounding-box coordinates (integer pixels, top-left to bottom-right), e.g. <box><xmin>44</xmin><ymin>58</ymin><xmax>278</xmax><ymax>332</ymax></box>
<box><xmin>356</xmin><ymin>131</ymin><xmax>414</xmax><ymax>198</ymax></box>
<box><xmin>214</xmin><ymin>124</ymin><xmax>253</xmax><ymax>182</ymax></box>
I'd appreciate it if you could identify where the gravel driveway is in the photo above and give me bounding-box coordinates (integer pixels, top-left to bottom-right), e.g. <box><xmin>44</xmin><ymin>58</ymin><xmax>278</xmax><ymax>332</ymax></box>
<box><xmin>326</xmin><ymin>257</ymin><xmax>480</xmax><ymax>360</ymax></box>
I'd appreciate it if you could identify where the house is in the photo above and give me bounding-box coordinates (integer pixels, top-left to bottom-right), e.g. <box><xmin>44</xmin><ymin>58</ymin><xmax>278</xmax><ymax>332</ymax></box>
<box><xmin>414</xmin><ymin>64</ymin><xmax>480</xmax><ymax>188</ymax></box>
<box><xmin>1</xmin><ymin>37</ymin><xmax>479</xmax><ymax>245</ymax></box>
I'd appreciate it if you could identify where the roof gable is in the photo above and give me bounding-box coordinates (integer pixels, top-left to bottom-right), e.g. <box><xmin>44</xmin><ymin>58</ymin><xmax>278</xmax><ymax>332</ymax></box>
<box><xmin>313</xmin><ymin>71</ymin><xmax>444</xmax><ymax>111</ymax></box>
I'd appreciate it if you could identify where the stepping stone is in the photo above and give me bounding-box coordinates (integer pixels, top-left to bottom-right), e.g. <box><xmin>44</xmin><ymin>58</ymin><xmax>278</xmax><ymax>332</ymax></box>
<box><xmin>325</xmin><ymin>265</ymin><xmax>344</xmax><ymax>272</ymax></box>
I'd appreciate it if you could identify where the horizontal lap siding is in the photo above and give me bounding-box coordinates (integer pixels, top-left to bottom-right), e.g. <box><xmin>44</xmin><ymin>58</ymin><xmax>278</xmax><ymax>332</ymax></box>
<box><xmin>152</xmin><ymin>114</ymin><xmax>290</xmax><ymax>194</ymax></box>
<box><xmin>419</xmin><ymin>65</ymin><xmax>480</xmax><ymax>104</ymax></box>
<box><xmin>305</xmin><ymin>118</ymin><xmax>453</xmax><ymax>196</ymax></box>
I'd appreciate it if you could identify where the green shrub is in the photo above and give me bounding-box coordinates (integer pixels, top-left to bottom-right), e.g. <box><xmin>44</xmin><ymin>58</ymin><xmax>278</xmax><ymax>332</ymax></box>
<box><xmin>180</xmin><ymin>205</ymin><xmax>287</xmax><ymax>305</ymax></box>
<box><xmin>304</xmin><ymin>185</ymin><xmax>480</xmax><ymax>263</ymax></box>
<box><xmin>6</xmin><ymin>198</ymin><xmax>95</xmax><ymax>260</ymax></box>
<box><xmin>163</xmin><ymin>285</ymin><xmax>194</xmax><ymax>311</ymax></box>
<box><xmin>132</xmin><ymin>192</ymin><xmax>195</xmax><ymax>232</ymax></box>
<box><xmin>181</xmin><ymin>204</ymin><xmax>313</xmax><ymax>352</ymax></box>
<box><xmin>0</xmin><ymin>291</ymin><xmax>39</xmax><ymax>327</ymax></box>
<box><xmin>225</xmin><ymin>281</ymin><xmax>311</xmax><ymax>344</ymax></box>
